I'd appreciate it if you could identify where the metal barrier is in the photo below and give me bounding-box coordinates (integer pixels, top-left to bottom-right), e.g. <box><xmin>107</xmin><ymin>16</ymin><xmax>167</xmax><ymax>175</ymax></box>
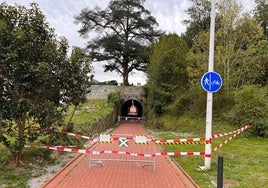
<box><xmin>119</xmin><ymin>116</ymin><xmax>145</xmax><ymax>124</ymax></box>
<box><xmin>89</xmin><ymin>134</ymin><xmax>156</xmax><ymax>172</ymax></box>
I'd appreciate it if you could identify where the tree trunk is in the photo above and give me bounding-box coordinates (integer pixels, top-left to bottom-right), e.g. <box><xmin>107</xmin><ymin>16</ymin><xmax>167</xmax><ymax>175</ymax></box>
<box><xmin>68</xmin><ymin>105</ymin><xmax>77</xmax><ymax>125</ymax></box>
<box><xmin>123</xmin><ymin>72</ymin><xmax>129</xmax><ymax>86</ymax></box>
<box><xmin>16</xmin><ymin>111</ymin><xmax>27</xmax><ymax>164</ymax></box>
<box><xmin>122</xmin><ymin>56</ymin><xmax>129</xmax><ymax>86</ymax></box>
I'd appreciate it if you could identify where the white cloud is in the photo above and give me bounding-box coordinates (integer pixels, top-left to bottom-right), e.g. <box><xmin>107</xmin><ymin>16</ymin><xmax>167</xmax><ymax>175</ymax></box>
<box><xmin>4</xmin><ymin>0</ymin><xmax>256</xmax><ymax>85</ymax></box>
<box><xmin>145</xmin><ymin>0</ymin><xmax>189</xmax><ymax>34</ymax></box>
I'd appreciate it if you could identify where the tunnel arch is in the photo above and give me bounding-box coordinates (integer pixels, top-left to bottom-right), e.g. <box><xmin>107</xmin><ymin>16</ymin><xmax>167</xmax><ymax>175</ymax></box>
<box><xmin>120</xmin><ymin>99</ymin><xmax>143</xmax><ymax>117</ymax></box>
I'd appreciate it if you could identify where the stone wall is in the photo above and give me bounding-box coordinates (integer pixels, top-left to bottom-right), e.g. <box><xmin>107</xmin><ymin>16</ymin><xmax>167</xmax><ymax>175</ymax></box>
<box><xmin>86</xmin><ymin>85</ymin><xmax>144</xmax><ymax>100</ymax></box>
<box><xmin>86</xmin><ymin>85</ymin><xmax>122</xmax><ymax>99</ymax></box>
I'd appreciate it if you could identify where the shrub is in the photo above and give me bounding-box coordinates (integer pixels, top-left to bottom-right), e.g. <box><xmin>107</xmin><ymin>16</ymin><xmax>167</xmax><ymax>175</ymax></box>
<box><xmin>227</xmin><ymin>85</ymin><xmax>268</xmax><ymax>137</ymax></box>
<box><xmin>108</xmin><ymin>92</ymin><xmax>121</xmax><ymax>104</ymax></box>
<box><xmin>167</xmin><ymin>84</ymin><xmax>207</xmax><ymax>117</ymax></box>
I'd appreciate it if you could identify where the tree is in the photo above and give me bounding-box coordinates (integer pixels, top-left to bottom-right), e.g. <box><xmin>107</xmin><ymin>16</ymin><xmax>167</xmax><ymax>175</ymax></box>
<box><xmin>227</xmin><ymin>85</ymin><xmax>268</xmax><ymax>137</ymax></box>
<box><xmin>185</xmin><ymin>0</ymin><xmax>267</xmax><ymax>118</ymax></box>
<box><xmin>216</xmin><ymin>0</ymin><xmax>264</xmax><ymax>91</ymax></box>
<box><xmin>216</xmin><ymin>0</ymin><xmax>245</xmax><ymax>92</ymax></box>
<box><xmin>0</xmin><ymin>3</ymin><xmax>92</xmax><ymax>163</ymax></box>
<box><xmin>182</xmin><ymin>0</ymin><xmax>211</xmax><ymax>47</ymax></box>
<box><xmin>64</xmin><ymin>46</ymin><xmax>92</xmax><ymax>128</ymax></box>
<box><xmin>230</xmin><ymin>23</ymin><xmax>267</xmax><ymax>87</ymax></box>
<box><xmin>187</xmin><ymin>0</ymin><xmax>265</xmax><ymax>91</ymax></box>
<box><xmin>74</xmin><ymin>0</ymin><xmax>163</xmax><ymax>86</ymax></box>
<box><xmin>254</xmin><ymin>0</ymin><xmax>268</xmax><ymax>40</ymax></box>
<box><xmin>147</xmin><ymin>34</ymin><xmax>189</xmax><ymax>114</ymax></box>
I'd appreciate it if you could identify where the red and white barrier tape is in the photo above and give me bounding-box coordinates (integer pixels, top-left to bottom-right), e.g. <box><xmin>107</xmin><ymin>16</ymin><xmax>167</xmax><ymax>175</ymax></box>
<box><xmin>212</xmin><ymin>125</ymin><xmax>250</xmax><ymax>152</ymax></box>
<box><xmin>37</xmin><ymin>125</ymin><xmax>250</xmax><ymax>157</ymax></box>
<box><xmin>42</xmin><ymin>146</ymin><xmax>91</xmax><ymax>154</ymax></box>
<box><xmin>25</xmin><ymin>145</ymin><xmax>77</xmax><ymax>148</ymax></box>
<box><xmin>41</xmin><ymin>146</ymin><xmax>204</xmax><ymax>157</ymax></box>
<box><xmin>49</xmin><ymin>128</ymin><xmax>207</xmax><ymax>144</ymax></box>
<box><xmin>53</xmin><ymin>125</ymin><xmax>249</xmax><ymax>144</ymax></box>
<box><xmin>106</xmin><ymin>136</ymin><xmax>206</xmax><ymax>143</ymax></box>
<box><xmin>158</xmin><ymin>151</ymin><xmax>205</xmax><ymax>156</ymax></box>
<box><xmin>55</xmin><ymin>130</ymin><xmax>91</xmax><ymax>140</ymax></box>
<box><xmin>212</xmin><ymin>125</ymin><xmax>250</xmax><ymax>139</ymax></box>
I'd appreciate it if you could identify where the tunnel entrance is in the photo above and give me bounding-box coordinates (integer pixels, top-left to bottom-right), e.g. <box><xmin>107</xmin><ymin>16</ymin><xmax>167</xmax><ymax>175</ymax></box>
<box><xmin>120</xmin><ymin>99</ymin><xmax>143</xmax><ymax>117</ymax></box>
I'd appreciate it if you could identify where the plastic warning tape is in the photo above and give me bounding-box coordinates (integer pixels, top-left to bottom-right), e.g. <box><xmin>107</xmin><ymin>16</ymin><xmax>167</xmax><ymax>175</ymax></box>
<box><xmin>212</xmin><ymin>127</ymin><xmax>249</xmax><ymax>152</ymax></box>
<box><xmin>47</xmin><ymin>128</ymin><xmax>93</xmax><ymax>140</ymax></box>
<box><xmin>212</xmin><ymin>124</ymin><xmax>250</xmax><ymax>139</ymax></box>
<box><xmin>157</xmin><ymin>151</ymin><xmax>205</xmax><ymax>156</ymax></box>
<box><xmin>135</xmin><ymin>142</ymin><xmax>150</xmax><ymax>145</ymax></box>
<box><xmin>155</xmin><ymin>137</ymin><xmax>206</xmax><ymax>144</ymax></box>
<box><xmin>212</xmin><ymin>134</ymin><xmax>237</xmax><ymax>152</ymax></box>
<box><xmin>49</xmin><ymin>128</ymin><xmax>152</xmax><ymax>142</ymax></box>
<box><xmin>155</xmin><ymin>141</ymin><xmax>205</xmax><ymax>145</ymax></box>
<box><xmin>41</xmin><ymin>146</ymin><xmax>205</xmax><ymax>157</ymax></box>
<box><xmin>92</xmin><ymin>150</ymin><xmax>205</xmax><ymax>157</ymax></box>
<box><xmin>49</xmin><ymin>128</ymin><xmax>207</xmax><ymax>145</ymax></box>
<box><xmin>42</xmin><ymin>146</ymin><xmax>91</xmax><ymax>154</ymax></box>
<box><xmin>90</xmin><ymin>150</ymin><xmax>205</xmax><ymax>157</ymax></box>
<box><xmin>99</xmin><ymin>141</ymin><xmax>113</xmax><ymax>143</ymax></box>
<box><xmin>60</xmin><ymin>131</ymin><xmax>91</xmax><ymax>140</ymax></box>
<box><xmin>24</xmin><ymin>145</ymin><xmax>77</xmax><ymax>149</ymax></box>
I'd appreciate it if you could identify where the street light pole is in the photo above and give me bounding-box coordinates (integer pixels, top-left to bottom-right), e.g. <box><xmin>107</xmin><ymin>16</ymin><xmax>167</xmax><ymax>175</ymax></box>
<box><xmin>204</xmin><ymin>0</ymin><xmax>216</xmax><ymax>169</ymax></box>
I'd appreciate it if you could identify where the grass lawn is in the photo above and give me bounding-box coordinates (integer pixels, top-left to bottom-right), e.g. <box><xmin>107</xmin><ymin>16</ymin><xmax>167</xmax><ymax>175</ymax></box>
<box><xmin>0</xmin><ymin>144</ymin><xmax>31</xmax><ymax>187</ymax></box>
<box><xmin>64</xmin><ymin>99</ymin><xmax>113</xmax><ymax>134</ymax></box>
<box><xmin>154</xmin><ymin>131</ymin><xmax>268</xmax><ymax>188</ymax></box>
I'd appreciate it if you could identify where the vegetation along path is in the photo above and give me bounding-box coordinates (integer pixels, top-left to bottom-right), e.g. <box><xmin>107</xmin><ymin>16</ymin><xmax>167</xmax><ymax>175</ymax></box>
<box><xmin>41</xmin><ymin>123</ymin><xmax>199</xmax><ymax>188</ymax></box>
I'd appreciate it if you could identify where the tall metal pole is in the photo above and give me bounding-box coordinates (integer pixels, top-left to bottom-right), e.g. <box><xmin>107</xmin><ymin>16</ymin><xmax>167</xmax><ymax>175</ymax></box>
<box><xmin>204</xmin><ymin>0</ymin><xmax>216</xmax><ymax>169</ymax></box>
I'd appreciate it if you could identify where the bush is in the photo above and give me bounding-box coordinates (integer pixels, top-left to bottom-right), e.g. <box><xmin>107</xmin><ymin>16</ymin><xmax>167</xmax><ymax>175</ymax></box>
<box><xmin>227</xmin><ymin>85</ymin><xmax>268</xmax><ymax>137</ymax></box>
<box><xmin>108</xmin><ymin>92</ymin><xmax>121</xmax><ymax>104</ymax></box>
<box><xmin>166</xmin><ymin>84</ymin><xmax>206</xmax><ymax>116</ymax></box>
<box><xmin>145</xmin><ymin>109</ymin><xmax>164</xmax><ymax>130</ymax></box>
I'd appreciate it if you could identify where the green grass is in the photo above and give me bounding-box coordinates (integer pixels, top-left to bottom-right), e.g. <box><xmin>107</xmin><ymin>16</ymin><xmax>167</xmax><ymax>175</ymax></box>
<box><xmin>152</xmin><ymin>117</ymin><xmax>268</xmax><ymax>188</ymax></box>
<box><xmin>0</xmin><ymin>144</ymin><xmax>31</xmax><ymax>188</ymax></box>
<box><xmin>64</xmin><ymin>99</ymin><xmax>113</xmax><ymax>134</ymax></box>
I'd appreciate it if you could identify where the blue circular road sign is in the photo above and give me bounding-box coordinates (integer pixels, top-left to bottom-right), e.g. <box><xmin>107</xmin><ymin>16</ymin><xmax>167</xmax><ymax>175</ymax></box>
<box><xmin>201</xmin><ymin>71</ymin><xmax>222</xmax><ymax>92</ymax></box>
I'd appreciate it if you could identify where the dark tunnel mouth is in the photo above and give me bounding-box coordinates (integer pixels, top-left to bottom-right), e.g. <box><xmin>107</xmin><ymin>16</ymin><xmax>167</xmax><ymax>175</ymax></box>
<box><xmin>120</xmin><ymin>99</ymin><xmax>143</xmax><ymax>117</ymax></box>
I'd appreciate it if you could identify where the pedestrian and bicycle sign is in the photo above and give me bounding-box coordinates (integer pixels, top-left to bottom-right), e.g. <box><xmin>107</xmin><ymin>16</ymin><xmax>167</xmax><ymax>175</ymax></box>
<box><xmin>201</xmin><ymin>71</ymin><xmax>222</xmax><ymax>92</ymax></box>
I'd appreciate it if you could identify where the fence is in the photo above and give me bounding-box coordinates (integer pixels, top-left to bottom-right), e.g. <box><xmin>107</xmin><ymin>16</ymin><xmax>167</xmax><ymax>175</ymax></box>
<box><xmin>118</xmin><ymin>116</ymin><xmax>145</xmax><ymax>124</ymax></box>
<box><xmin>89</xmin><ymin>134</ymin><xmax>156</xmax><ymax>172</ymax></box>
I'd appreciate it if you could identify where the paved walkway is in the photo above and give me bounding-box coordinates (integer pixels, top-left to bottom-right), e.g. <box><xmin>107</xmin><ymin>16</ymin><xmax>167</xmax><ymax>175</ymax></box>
<box><xmin>41</xmin><ymin>123</ymin><xmax>199</xmax><ymax>188</ymax></box>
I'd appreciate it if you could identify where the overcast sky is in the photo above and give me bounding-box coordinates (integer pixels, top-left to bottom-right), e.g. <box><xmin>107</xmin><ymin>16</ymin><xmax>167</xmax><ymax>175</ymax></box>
<box><xmin>5</xmin><ymin>0</ymin><xmax>255</xmax><ymax>85</ymax></box>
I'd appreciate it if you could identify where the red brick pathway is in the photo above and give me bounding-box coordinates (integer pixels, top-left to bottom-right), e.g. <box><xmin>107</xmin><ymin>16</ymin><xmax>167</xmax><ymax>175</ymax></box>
<box><xmin>41</xmin><ymin>123</ymin><xmax>199</xmax><ymax>188</ymax></box>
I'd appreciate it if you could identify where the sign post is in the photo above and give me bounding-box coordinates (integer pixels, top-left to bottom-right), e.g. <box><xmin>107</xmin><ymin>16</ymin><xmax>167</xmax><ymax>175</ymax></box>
<box><xmin>203</xmin><ymin>0</ymin><xmax>217</xmax><ymax>169</ymax></box>
<box><xmin>201</xmin><ymin>71</ymin><xmax>222</xmax><ymax>169</ymax></box>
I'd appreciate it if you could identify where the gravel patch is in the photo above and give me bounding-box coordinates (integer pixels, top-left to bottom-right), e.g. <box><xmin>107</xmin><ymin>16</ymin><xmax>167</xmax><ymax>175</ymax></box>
<box><xmin>28</xmin><ymin>152</ymin><xmax>78</xmax><ymax>188</ymax></box>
